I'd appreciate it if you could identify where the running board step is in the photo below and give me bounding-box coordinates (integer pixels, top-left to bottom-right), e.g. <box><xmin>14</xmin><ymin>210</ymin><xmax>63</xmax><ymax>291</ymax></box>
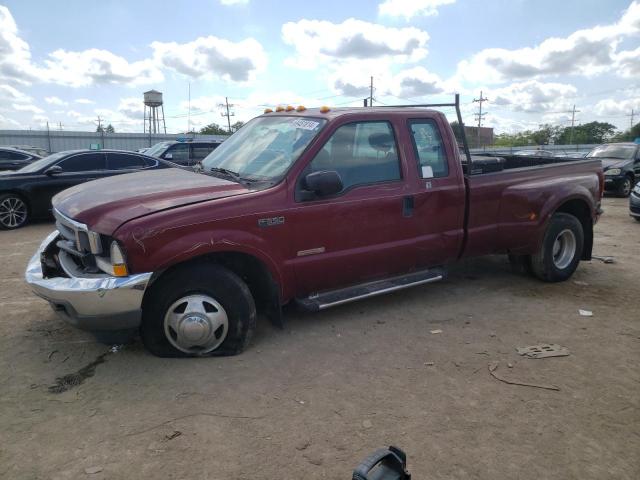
<box><xmin>296</xmin><ymin>267</ymin><xmax>445</xmax><ymax>312</ymax></box>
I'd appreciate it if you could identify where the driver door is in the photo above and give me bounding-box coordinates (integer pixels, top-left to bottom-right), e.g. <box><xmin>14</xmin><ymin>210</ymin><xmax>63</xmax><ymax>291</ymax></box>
<box><xmin>287</xmin><ymin>120</ymin><xmax>418</xmax><ymax>294</ymax></box>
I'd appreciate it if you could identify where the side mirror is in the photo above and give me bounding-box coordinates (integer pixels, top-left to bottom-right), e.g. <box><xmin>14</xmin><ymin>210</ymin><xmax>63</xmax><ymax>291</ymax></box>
<box><xmin>304</xmin><ymin>170</ymin><xmax>343</xmax><ymax>197</ymax></box>
<box><xmin>164</xmin><ymin>153</ymin><xmax>173</xmax><ymax>160</ymax></box>
<box><xmin>44</xmin><ymin>165</ymin><xmax>63</xmax><ymax>175</ymax></box>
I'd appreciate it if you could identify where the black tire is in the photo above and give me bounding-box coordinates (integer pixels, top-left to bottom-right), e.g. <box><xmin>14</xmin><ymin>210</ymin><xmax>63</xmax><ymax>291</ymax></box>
<box><xmin>141</xmin><ymin>263</ymin><xmax>256</xmax><ymax>357</ymax></box>
<box><xmin>531</xmin><ymin>213</ymin><xmax>584</xmax><ymax>282</ymax></box>
<box><xmin>615</xmin><ymin>176</ymin><xmax>633</xmax><ymax>197</ymax></box>
<box><xmin>634</xmin><ymin>217</ymin><xmax>640</xmax><ymax>223</ymax></box>
<box><xmin>0</xmin><ymin>193</ymin><xmax>30</xmax><ymax>230</ymax></box>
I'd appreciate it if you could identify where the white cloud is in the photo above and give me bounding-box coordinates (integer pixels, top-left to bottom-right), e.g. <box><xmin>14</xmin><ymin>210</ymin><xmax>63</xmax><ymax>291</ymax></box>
<box><xmin>12</xmin><ymin>103</ymin><xmax>44</xmax><ymax>114</ymax></box>
<box><xmin>45</xmin><ymin>96</ymin><xmax>67</xmax><ymax>106</ymax></box>
<box><xmin>0</xmin><ymin>5</ymin><xmax>38</xmax><ymax>84</ymax></box>
<box><xmin>152</xmin><ymin>35</ymin><xmax>267</xmax><ymax>82</ymax></box>
<box><xmin>282</xmin><ymin>18</ymin><xmax>428</xmax><ymax>69</ymax></box>
<box><xmin>379</xmin><ymin>0</ymin><xmax>455</xmax><ymax>19</ymax></box>
<box><xmin>0</xmin><ymin>84</ymin><xmax>32</xmax><ymax>104</ymax></box>
<box><xmin>1</xmin><ymin>5</ymin><xmax>264</xmax><ymax>88</ymax></box>
<box><xmin>615</xmin><ymin>46</ymin><xmax>640</xmax><ymax>78</ymax></box>
<box><xmin>118</xmin><ymin>97</ymin><xmax>144</xmax><ymax>119</ymax></box>
<box><xmin>0</xmin><ymin>113</ymin><xmax>22</xmax><ymax>128</ymax></box>
<box><xmin>456</xmin><ymin>1</ymin><xmax>640</xmax><ymax>84</ymax></box>
<box><xmin>220</xmin><ymin>0</ymin><xmax>249</xmax><ymax>4</ymax></box>
<box><xmin>75</xmin><ymin>98</ymin><xmax>95</xmax><ymax>104</ymax></box>
<box><xmin>594</xmin><ymin>97</ymin><xmax>640</xmax><ymax>116</ymax></box>
<box><xmin>41</xmin><ymin>49</ymin><xmax>163</xmax><ymax>87</ymax></box>
<box><xmin>487</xmin><ymin>80</ymin><xmax>577</xmax><ymax>113</ymax></box>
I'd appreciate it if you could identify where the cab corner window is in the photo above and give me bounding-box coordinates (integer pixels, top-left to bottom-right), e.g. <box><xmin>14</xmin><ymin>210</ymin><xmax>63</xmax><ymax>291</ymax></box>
<box><xmin>307</xmin><ymin>121</ymin><xmax>401</xmax><ymax>193</ymax></box>
<box><xmin>409</xmin><ymin>120</ymin><xmax>449</xmax><ymax>178</ymax></box>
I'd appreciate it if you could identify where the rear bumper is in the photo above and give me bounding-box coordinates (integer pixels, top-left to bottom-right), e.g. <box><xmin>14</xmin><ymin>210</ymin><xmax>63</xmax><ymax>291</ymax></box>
<box><xmin>25</xmin><ymin>231</ymin><xmax>153</xmax><ymax>332</ymax></box>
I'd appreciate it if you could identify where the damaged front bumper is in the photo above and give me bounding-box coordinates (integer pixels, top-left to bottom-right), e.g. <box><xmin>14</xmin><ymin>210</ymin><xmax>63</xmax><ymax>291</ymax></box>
<box><xmin>25</xmin><ymin>231</ymin><xmax>153</xmax><ymax>332</ymax></box>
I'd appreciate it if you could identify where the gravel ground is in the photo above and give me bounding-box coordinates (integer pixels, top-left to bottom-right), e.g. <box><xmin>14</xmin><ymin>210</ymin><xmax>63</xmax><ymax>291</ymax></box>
<box><xmin>0</xmin><ymin>196</ymin><xmax>638</xmax><ymax>479</ymax></box>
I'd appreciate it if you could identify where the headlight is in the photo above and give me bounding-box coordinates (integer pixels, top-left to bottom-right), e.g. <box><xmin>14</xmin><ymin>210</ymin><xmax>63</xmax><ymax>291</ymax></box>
<box><xmin>95</xmin><ymin>241</ymin><xmax>129</xmax><ymax>277</ymax></box>
<box><xmin>634</xmin><ymin>184</ymin><xmax>640</xmax><ymax>194</ymax></box>
<box><xmin>604</xmin><ymin>168</ymin><xmax>621</xmax><ymax>176</ymax></box>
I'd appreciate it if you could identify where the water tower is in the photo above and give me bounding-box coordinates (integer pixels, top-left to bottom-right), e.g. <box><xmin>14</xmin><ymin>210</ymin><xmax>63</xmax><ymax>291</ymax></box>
<box><xmin>143</xmin><ymin>90</ymin><xmax>166</xmax><ymax>135</ymax></box>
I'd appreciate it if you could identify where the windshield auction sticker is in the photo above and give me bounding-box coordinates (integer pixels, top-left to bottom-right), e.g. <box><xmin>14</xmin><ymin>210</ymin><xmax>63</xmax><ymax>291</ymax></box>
<box><xmin>291</xmin><ymin>119</ymin><xmax>320</xmax><ymax>130</ymax></box>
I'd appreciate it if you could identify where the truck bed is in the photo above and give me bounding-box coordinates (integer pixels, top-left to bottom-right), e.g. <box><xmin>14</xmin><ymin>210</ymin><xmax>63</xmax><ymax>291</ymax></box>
<box><xmin>462</xmin><ymin>158</ymin><xmax>603</xmax><ymax>258</ymax></box>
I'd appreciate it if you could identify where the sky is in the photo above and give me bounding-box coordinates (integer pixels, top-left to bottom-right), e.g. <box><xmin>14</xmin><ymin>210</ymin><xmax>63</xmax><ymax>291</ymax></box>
<box><xmin>0</xmin><ymin>0</ymin><xmax>638</xmax><ymax>134</ymax></box>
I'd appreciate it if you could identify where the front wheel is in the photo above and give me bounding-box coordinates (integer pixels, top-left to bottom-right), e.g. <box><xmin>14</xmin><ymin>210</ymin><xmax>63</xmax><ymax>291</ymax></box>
<box><xmin>141</xmin><ymin>263</ymin><xmax>256</xmax><ymax>357</ymax></box>
<box><xmin>616</xmin><ymin>177</ymin><xmax>633</xmax><ymax>197</ymax></box>
<box><xmin>531</xmin><ymin>213</ymin><xmax>584</xmax><ymax>282</ymax></box>
<box><xmin>0</xmin><ymin>193</ymin><xmax>29</xmax><ymax>230</ymax></box>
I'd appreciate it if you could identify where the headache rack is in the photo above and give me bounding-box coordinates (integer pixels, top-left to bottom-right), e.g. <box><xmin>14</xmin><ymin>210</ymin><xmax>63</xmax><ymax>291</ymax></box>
<box><xmin>378</xmin><ymin>93</ymin><xmax>473</xmax><ymax>174</ymax></box>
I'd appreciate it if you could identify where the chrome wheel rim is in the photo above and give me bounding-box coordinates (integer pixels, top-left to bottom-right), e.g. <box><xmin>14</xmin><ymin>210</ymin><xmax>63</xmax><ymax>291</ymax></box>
<box><xmin>552</xmin><ymin>229</ymin><xmax>576</xmax><ymax>269</ymax></box>
<box><xmin>0</xmin><ymin>196</ymin><xmax>27</xmax><ymax>228</ymax></box>
<box><xmin>622</xmin><ymin>179</ymin><xmax>632</xmax><ymax>196</ymax></box>
<box><xmin>163</xmin><ymin>294</ymin><xmax>229</xmax><ymax>355</ymax></box>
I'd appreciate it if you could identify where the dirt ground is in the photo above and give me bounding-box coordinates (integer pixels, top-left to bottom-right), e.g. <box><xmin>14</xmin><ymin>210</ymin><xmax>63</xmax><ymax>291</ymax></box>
<box><xmin>0</xmin><ymin>197</ymin><xmax>638</xmax><ymax>479</ymax></box>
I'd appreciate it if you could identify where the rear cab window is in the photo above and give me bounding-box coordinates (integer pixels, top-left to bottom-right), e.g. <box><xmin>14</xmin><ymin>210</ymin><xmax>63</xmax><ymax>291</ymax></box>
<box><xmin>408</xmin><ymin>119</ymin><xmax>449</xmax><ymax>178</ymax></box>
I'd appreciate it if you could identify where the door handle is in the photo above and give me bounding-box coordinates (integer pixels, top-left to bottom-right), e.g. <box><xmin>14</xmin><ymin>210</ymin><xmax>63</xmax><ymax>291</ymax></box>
<box><xmin>402</xmin><ymin>196</ymin><xmax>414</xmax><ymax>218</ymax></box>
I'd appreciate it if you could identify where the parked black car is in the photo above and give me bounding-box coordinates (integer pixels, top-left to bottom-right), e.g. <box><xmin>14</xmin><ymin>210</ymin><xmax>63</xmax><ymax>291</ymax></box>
<box><xmin>586</xmin><ymin>142</ymin><xmax>640</xmax><ymax>196</ymax></box>
<box><xmin>0</xmin><ymin>147</ymin><xmax>42</xmax><ymax>171</ymax></box>
<box><xmin>630</xmin><ymin>181</ymin><xmax>640</xmax><ymax>222</ymax></box>
<box><xmin>0</xmin><ymin>149</ymin><xmax>172</xmax><ymax>229</ymax></box>
<box><xmin>145</xmin><ymin>140</ymin><xmax>222</xmax><ymax>166</ymax></box>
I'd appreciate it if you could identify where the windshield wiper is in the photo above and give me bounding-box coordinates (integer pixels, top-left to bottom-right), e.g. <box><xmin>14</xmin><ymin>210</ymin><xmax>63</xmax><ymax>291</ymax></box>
<box><xmin>208</xmin><ymin>167</ymin><xmax>260</xmax><ymax>186</ymax></box>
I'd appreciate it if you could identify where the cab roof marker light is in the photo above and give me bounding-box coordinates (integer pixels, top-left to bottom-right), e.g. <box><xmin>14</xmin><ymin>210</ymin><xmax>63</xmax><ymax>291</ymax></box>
<box><xmin>320</xmin><ymin>106</ymin><xmax>331</xmax><ymax>113</ymax></box>
<box><xmin>264</xmin><ymin>108</ymin><xmax>273</xmax><ymax>114</ymax></box>
<box><xmin>296</xmin><ymin>105</ymin><xmax>306</xmax><ymax>112</ymax></box>
<box><xmin>275</xmin><ymin>106</ymin><xmax>285</xmax><ymax>112</ymax></box>
<box><xmin>285</xmin><ymin>105</ymin><xmax>295</xmax><ymax>111</ymax></box>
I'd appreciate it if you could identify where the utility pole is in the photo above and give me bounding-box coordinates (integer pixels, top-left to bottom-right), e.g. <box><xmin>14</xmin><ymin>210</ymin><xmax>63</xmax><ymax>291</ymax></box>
<box><xmin>363</xmin><ymin>98</ymin><xmax>368</xmax><ymax>107</ymax></box>
<box><xmin>219</xmin><ymin>97</ymin><xmax>235</xmax><ymax>133</ymax></box>
<box><xmin>95</xmin><ymin>116</ymin><xmax>104</xmax><ymax>148</ymax></box>
<box><xmin>369</xmin><ymin>76</ymin><xmax>374</xmax><ymax>107</ymax></box>
<box><xmin>626</xmin><ymin>108</ymin><xmax>635</xmax><ymax>129</ymax></box>
<box><xmin>568</xmin><ymin>105</ymin><xmax>580</xmax><ymax>146</ymax></box>
<box><xmin>58</xmin><ymin>122</ymin><xmax>63</xmax><ymax>131</ymax></box>
<box><xmin>46</xmin><ymin>121</ymin><xmax>52</xmax><ymax>153</ymax></box>
<box><xmin>473</xmin><ymin>90</ymin><xmax>488</xmax><ymax>148</ymax></box>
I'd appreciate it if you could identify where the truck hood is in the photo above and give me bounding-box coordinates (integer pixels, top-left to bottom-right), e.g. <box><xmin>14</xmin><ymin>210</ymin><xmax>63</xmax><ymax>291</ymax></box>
<box><xmin>53</xmin><ymin>168</ymin><xmax>249</xmax><ymax>233</ymax></box>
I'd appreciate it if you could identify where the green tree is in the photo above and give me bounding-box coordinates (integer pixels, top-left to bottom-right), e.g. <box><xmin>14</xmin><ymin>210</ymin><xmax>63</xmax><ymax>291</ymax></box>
<box><xmin>557</xmin><ymin>121</ymin><xmax>617</xmax><ymax>145</ymax></box>
<box><xmin>612</xmin><ymin>122</ymin><xmax>640</xmax><ymax>142</ymax></box>
<box><xmin>231</xmin><ymin>121</ymin><xmax>245</xmax><ymax>132</ymax></box>
<box><xmin>105</xmin><ymin>124</ymin><xmax>115</xmax><ymax>133</ymax></box>
<box><xmin>199</xmin><ymin>123</ymin><xmax>228</xmax><ymax>135</ymax></box>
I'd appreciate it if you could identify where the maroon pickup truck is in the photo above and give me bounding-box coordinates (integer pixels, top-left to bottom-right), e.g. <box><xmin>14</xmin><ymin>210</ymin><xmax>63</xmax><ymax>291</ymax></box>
<box><xmin>26</xmin><ymin>100</ymin><xmax>604</xmax><ymax>357</ymax></box>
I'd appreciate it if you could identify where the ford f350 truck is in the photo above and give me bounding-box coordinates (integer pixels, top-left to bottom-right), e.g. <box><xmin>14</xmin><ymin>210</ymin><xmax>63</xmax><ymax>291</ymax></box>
<box><xmin>25</xmin><ymin>97</ymin><xmax>604</xmax><ymax>357</ymax></box>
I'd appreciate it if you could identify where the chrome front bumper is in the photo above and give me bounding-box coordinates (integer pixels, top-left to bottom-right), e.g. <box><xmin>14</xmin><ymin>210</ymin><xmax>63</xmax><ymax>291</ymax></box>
<box><xmin>25</xmin><ymin>231</ymin><xmax>153</xmax><ymax>332</ymax></box>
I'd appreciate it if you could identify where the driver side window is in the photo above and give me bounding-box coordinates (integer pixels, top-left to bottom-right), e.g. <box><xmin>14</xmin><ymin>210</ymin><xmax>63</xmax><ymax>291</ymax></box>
<box><xmin>308</xmin><ymin>121</ymin><xmax>401</xmax><ymax>192</ymax></box>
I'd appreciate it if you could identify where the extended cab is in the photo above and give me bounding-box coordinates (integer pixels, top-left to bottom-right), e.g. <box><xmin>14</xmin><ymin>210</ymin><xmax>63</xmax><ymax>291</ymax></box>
<box><xmin>26</xmin><ymin>101</ymin><xmax>604</xmax><ymax>357</ymax></box>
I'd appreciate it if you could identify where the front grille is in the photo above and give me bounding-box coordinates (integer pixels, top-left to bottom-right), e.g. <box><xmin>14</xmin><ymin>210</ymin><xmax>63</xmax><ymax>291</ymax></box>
<box><xmin>53</xmin><ymin>209</ymin><xmax>102</xmax><ymax>255</ymax></box>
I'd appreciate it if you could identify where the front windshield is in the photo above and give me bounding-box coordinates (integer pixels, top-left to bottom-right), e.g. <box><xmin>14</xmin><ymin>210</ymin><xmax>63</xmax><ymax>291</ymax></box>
<box><xmin>587</xmin><ymin>145</ymin><xmax>636</xmax><ymax>160</ymax></box>
<box><xmin>17</xmin><ymin>152</ymin><xmax>68</xmax><ymax>173</ymax></box>
<box><xmin>145</xmin><ymin>142</ymin><xmax>172</xmax><ymax>158</ymax></box>
<box><xmin>201</xmin><ymin>116</ymin><xmax>326</xmax><ymax>181</ymax></box>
